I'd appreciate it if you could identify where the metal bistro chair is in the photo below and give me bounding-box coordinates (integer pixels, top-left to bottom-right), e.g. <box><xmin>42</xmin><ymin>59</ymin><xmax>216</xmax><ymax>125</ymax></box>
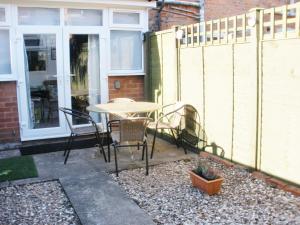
<box><xmin>109</xmin><ymin>117</ymin><xmax>151</xmax><ymax>177</ymax></box>
<box><xmin>148</xmin><ymin>102</ymin><xmax>185</xmax><ymax>159</ymax></box>
<box><xmin>105</xmin><ymin>98</ymin><xmax>136</xmax><ymax>162</ymax></box>
<box><xmin>59</xmin><ymin>107</ymin><xmax>107</xmax><ymax>164</ymax></box>
<box><xmin>180</xmin><ymin>104</ymin><xmax>208</xmax><ymax>151</ymax></box>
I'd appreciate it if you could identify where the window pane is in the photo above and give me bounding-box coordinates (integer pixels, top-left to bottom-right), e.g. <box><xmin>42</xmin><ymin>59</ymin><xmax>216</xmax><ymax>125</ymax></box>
<box><xmin>113</xmin><ymin>12</ymin><xmax>140</xmax><ymax>25</ymax></box>
<box><xmin>111</xmin><ymin>31</ymin><xmax>142</xmax><ymax>70</ymax></box>
<box><xmin>0</xmin><ymin>8</ymin><xmax>5</xmax><ymax>22</ymax></box>
<box><xmin>0</xmin><ymin>30</ymin><xmax>11</xmax><ymax>74</ymax></box>
<box><xmin>65</xmin><ymin>9</ymin><xmax>103</xmax><ymax>26</ymax></box>
<box><xmin>18</xmin><ymin>7</ymin><xmax>60</xmax><ymax>25</ymax></box>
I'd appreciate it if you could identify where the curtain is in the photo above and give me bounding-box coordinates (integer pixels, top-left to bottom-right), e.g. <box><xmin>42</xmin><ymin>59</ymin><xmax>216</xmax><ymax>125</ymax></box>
<box><xmin>23</xmin><ymin>41</ymin><xmax>34</xmax><ymax>129</ymax></box>
<box><xmin>88</xmin><ymin>35</ymin><xmax>101</xmax><ymax>123</ymax></box>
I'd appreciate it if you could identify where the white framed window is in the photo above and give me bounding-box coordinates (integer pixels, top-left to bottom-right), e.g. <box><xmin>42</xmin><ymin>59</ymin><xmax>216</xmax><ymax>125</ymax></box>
<box><xmin>0</xmin><ymin>28</ymin><xmax>14</xmax><ymax>80</ymax></box>
<box><xmin>64</xmin><ymin>8</ymin><xmax>103</xmax><ymax>26</ymax></box>
<box><xmin>110</xmin><ymin>30</ymin><xmax>143</xmax><ymax>73</ymax></box>
<box><xmin>110</xmin><ymin>9</ymin><xmax>143</xmax><ymax>28</ymax></box>
<box><xmin>18</xmin><ymin>7</ymin><xmax>60</xmax><ymax>25</ymax></box>
<box><xmin>0</xmin><ymin>4</ymin><xmax>11</xmax><ymax>26</ymax></box>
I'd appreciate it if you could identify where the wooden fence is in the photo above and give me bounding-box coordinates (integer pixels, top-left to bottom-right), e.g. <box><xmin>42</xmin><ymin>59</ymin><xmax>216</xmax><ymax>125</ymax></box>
<box><xmin>147</xmin><ymin>3</ymin><xmax>300</xmax><ymax>185</ymax></box>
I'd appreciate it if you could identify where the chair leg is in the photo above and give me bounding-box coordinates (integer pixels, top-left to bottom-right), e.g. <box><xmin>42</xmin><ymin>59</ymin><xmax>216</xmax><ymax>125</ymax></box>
<box><xmin>64</xmin><ymin>134</ymin><xmax>74</xmax><ymax>164</ymax></box>
<box><xmin>145</xmin><ymin>141</ymin><xmax>149</xmax><ymax>176</ymax></box>
<box><xmin>113</xmin><ymin>145</ymin><xmax>118</xmax><ymax>177</ymax></box>
<box><xmin>150</xmin><ymin>129</ymin><xmax>158</xmax><ymax>159</ymax></box>
<box><xmin>107</xmin><ymin>129</ymin><xmax>111</xmax><ymax>163</ymax></box>
<box><xmin>63</xmin><ymin>133</ymin><xmax>73</xmax><ymax>156</ymax></box>
<box><xmin>142</xmin><ymin>144</ymin><xmax>145</xmax><ymax>161</ymax></box>
<box><xmin>95</xmin><ymin>132</ymin><xmax>107</xmax><ymax>163</ymax></box>
<box><xmin>171</xmin><ymin>129</ymin><xmax>180</xmax><ymax>148</ymax></box>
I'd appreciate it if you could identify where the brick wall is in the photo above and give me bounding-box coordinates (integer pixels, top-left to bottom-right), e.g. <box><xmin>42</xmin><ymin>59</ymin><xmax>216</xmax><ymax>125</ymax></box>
<box><xmin>108</xmin><ymin>76</ymin><xmax>144</xmax><ymax>101</ymax></box>
<box><xmin>149</xmin><ymin>2</ymin><xmax>200</xmax><ymax>31</ymax></box>
<box><xmin>204</xmin><ymin>0</ymin><xmax>296</xmax><ymax>21</ymax></box>
<box><xmin>0</xmin><ymin>81</ymin><xmax>20</xmax><ymax>143</ymax></box>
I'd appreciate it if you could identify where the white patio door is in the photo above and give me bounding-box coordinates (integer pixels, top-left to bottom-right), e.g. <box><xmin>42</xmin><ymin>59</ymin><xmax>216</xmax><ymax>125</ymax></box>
<box><xmin>63</xmin><ymin>29</ymin><xmax>103</xmax><ymax>126</ymax></box>
<box><xmin>17</xmin><ymin>28</ymin><xmax>67</xmax><ymax>140</ymax></box>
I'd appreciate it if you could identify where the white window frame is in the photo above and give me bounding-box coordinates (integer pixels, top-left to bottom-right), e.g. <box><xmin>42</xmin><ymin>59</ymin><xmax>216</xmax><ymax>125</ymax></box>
<box><xmin>109</xmin><ymin>8</ymin><xmax>144</xmax><ymax>28</ymax></box>
<box><xmin>109</xmin><ymin>9</ymin><xmax>147</xmax><ymax>76</ymax></box>
<box><xmin>63</xmin><ymin>7</ymin><xmax>105</xmax><ymax>27</ymax></box>
<box><xmin>0</xmin><ymin>27</ymin><xmax>16</xmax><ymax>81</ymax></box>
<box><xmin>109</xmin><ymin>28</ymin><xmax>145</xmax><ymax>76</ymax></box>
<box><xmin>16</xmin><ymin>5</ymin><xmax>61</xmax><ymax>27</ymax></box>
<box><xmin>0</xmin><ymin>4</ymin><xmax>11</xmax><ymax>26</ymax></box>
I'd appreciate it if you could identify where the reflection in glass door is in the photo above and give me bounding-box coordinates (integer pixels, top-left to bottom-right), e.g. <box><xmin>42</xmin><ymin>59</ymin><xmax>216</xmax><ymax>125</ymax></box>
<box><xmin>69</xmin><ymin>34</ymin><xmax>101</xmax><ymax>125</ymax></box>
<box><xmin>23</xmin><ymin>34</ymin><xmax>60</xmax><ymax>129</ymax></box>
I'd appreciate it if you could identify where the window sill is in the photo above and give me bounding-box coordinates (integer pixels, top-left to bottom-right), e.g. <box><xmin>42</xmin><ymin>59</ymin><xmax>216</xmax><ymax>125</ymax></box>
<box><xmin>0</xmin><ymin>77</ymin><xmax>17</xmax><ymax>82</ymax></box>
<box><xmin>108</xmin><ymin>72</ymin><xmax>145</xmax><ymax>76</ymax></box>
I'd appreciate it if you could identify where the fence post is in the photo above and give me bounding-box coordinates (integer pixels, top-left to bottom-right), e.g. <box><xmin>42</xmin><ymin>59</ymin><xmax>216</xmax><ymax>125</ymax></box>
<box><xmin>174</xmin><ymin>26</ymin><xmax>181</xmax><ymax>101</ymax></box>
<box><xmin>248</xmin><ymin>8</ymin><xmax>264</xmax><ymax>170</ymax></box>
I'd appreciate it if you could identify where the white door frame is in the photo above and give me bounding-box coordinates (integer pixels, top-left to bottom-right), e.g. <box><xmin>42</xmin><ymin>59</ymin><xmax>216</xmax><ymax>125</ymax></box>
<box><xmin>16</xmin><ymin>26</ymin><xmax>68</xmax><ymax>140</ymax></box>
<box><xmin>63</xmin><ymin>26</ymin><xmax>109</xmax><ymax>128</ymax></box>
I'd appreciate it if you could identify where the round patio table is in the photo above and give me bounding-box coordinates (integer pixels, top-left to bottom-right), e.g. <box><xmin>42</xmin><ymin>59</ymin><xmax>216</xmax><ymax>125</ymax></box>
<box><xmin>87</xmin><ymin>101</ymin><xmax>161</xmax><ymax>163</ymax></box>
<box><xmin>87</xmin><ymin>102</ymin><xmax>161</xmax><ymax>114</ymax></box>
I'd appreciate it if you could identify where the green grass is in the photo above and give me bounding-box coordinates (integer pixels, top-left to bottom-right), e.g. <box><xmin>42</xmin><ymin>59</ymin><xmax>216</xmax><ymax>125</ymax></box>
<box><xmin>0</xmin><ymin>156</ymin><xmax>38</xmax><ymax>182</ymax></box>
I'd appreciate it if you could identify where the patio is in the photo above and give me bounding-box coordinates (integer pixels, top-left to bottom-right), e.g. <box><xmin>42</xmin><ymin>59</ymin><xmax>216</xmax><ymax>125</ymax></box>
<box><xmin>1</xmin><ymin>135</ymin><xmax>299</xmax><ymax>225</ymax></box>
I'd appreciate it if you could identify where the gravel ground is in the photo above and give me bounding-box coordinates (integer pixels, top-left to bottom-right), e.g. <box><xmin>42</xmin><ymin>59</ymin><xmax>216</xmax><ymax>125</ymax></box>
<box><xmin>0</xmin><ymin>180</ymin><xmax>81</xmax><ymax>225</ymax></box>
<box><xmin>112</xmin><ymin>158</ymin><xmax>300</xmax><ymax>225</ymax></box>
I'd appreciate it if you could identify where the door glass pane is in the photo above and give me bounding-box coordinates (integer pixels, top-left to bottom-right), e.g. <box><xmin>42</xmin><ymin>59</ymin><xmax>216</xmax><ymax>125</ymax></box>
<box><xmin>69</xmin><ymin>34</ymin><xmax>101</xmax><ymax>125</ymax></box>
<box><xmin>0</xmin><ymin>30</ymin><xmax>11</xmax><ymax>74</ymax></box>
<box><xmin>18</xmin><ymin>7</ymin><xmax>60</xmax><ymax>25</ymax></box>
<box><xmin>0</xmin><ymin>8</ymin><xmax>5</xmax><ymax>22</ymax></box>
<box><xmin>24</xmin><ymin>34</ymin><xmax>59</xmax><ymax>129</ymax></box>
<box><xmin>65</xmin><ymin>9</ymin><xmax>103</xmax><ymax>26</ymax></box>
<box><xmin>113</xmin><ymin>12</ymin><xmax>140</xmax><ymax>25</ymax></box>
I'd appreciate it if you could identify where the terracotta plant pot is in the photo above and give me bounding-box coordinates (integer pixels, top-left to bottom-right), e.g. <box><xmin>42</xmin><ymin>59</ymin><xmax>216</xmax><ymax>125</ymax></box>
<box><xmin>189</xmin><ymin>170</ymin><xmax>224</xmax><ymax>195</ymax></box>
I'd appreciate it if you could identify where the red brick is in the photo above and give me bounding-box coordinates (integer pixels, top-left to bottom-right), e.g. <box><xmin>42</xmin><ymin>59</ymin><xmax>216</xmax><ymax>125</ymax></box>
<box><xmin>0</xmin><ymin>81</ymin><xmax>20</xmax><ymax>143</ymax></box>
<box><xmin>108</xmin><ymin>76</ymin><xmax>144</xmax><ymax>101</ymax></box>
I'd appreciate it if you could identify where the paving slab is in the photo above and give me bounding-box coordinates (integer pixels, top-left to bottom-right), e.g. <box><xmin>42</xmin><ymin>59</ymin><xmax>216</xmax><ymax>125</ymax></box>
<box><xmin>60</xmin><ymin>172</ymin><xmax>154</xmax><ymax>225</ymax></box>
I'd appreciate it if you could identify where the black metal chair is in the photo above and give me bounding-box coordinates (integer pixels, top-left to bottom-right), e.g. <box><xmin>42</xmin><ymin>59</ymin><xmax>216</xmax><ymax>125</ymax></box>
<box><xmin>59</xmin><ymin>107</ymin><xmax>107</xmax><ymax>164</ymax></box>
<box><xmin>147</xmin><ymin>102</ymin><xmax>185</xmax><ymax>159</ymax></box>
<box><xmin>180</xmin><ymin>104</ymin><xmax>208</xmax><ymax>151</ymax></box>
<box><xmin>109</xmin><ymin>117</ymin><xmax>151</xmax><ymax>176</ymax></box>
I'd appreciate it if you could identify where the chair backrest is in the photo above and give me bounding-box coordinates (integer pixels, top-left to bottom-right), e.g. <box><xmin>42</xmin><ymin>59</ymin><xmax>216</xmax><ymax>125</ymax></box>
<box><xmin>108</xmin><ymin>98</ymin><xmax>136</xmax><ymax>120</ymax></box>
<box><xmin>59</xmin><ymin>107</ymin><xmax>98</xmax><ymax>133</ymax></box>
<box><xmin>181</xmin><ymin>104</ymin><xmax>207</xmax><ymax>147</ymax></box>
<box><xmin>166</xmin><ymin>102</ymin><xmax>185</xmax><ymax>128</ymax></box>
<box><xmin>119</xmin><ymin>117</ymin><xmax>150</xmax><ymax>143</ymax></box>
<box><xmin>108</xmin><ymin>98</ymin><xmax>135</xmax><ymax>103</ymax></box>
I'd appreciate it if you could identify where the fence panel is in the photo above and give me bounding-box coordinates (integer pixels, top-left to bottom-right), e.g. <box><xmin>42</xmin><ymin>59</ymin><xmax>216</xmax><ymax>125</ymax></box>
<box><xmin>203</xmin><ymin>45</ymin><xmax>233</xmax><ymax>159</ymax></box>
<box><xmin>161</xmin><ymin>31</ymin><xmax>177</xmax><ymax>105</ymax></box>
<box><xmin>149</xmin><ymin>33</ymin><xmax>163</xmax><ymax>105</ymax></box>
<box><xmin>179</xmin><ymin>47</ymin><xmax>204</xmax><ymax>126</ymax></box>
<box><xmin>232</xmin><ymin>43</ymin><xmax>258</xmax><ymax>167</ymax></box>
<box><xmin>260</xmin><ymin>39</ymin><xmax>300</xmax><ymax>184</ymax></box>
<box><xmin>148</xmin><ymin>3</ymin><xmax>300</xmax><ymax>185</ymax></box>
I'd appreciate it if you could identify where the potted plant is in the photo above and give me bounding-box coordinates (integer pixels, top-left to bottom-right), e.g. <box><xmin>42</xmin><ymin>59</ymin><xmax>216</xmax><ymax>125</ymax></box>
<box><xmin>189</xmin><ymin>162</ymin><xmax>223</xmax><ymax>195</ymax></box>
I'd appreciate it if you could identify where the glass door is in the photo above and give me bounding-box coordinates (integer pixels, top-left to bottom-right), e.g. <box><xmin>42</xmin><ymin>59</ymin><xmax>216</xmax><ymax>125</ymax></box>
<box><xmin>65</xmin><ymin>32</ymin><xmax>101</xmax><ymax>126</ymax></box>
<box><xmin>17</xmin><ymin>29</ymin><xmax>66</xmax><ymax>140</ymax></box>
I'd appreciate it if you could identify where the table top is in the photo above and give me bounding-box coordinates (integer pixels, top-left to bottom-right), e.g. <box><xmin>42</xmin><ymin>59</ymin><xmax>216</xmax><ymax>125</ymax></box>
<box><xmin>87</xmin><ymin>102</ymin><xmax>161</xmax><ymax>114</ymax></box>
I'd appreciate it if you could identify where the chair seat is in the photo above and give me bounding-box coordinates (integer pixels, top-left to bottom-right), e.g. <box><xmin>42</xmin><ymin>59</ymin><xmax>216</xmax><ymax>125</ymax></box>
<box><xmin>147</xmin><ymin>121</ymin><xmax>177</xmax><ymax>130</ymax></box>
<box><xmin>73</xmin><ymin>125</ymin><xmax>103</xmax><ymax>135</ymax></box>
